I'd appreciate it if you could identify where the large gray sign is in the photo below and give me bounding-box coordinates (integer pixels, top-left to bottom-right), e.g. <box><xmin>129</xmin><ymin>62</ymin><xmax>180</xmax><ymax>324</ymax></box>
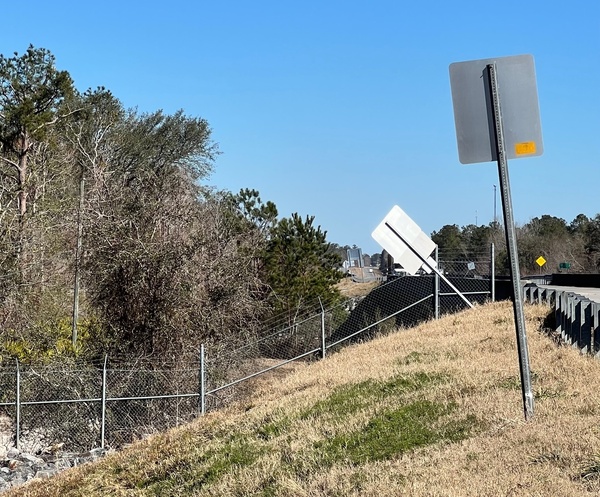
<box><xmin>449</xmin><ymin>54</ymin><xmax>543</xmax><ymax>164</ymax></box>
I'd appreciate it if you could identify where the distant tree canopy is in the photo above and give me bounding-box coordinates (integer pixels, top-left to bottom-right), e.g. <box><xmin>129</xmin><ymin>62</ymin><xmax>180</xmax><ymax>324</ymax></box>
<box><xmin>430</xmin><ymin>215</ymin><xmax>600</xmax><ymax>275</ymax></box>
<box><xmin>2</xmin><ymin>45</ymin><xmax>599</xmax><ymax>366</ymax></box>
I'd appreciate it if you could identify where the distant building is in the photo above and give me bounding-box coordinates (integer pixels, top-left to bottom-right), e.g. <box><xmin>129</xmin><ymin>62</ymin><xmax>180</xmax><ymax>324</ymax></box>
<box><xmin>379</xmin><ymin>249</ymin><xmax>405</xmax><ymax>277</ymax></box>
<box><xmin>370</xmin><ymin>252</ymin><xmax>382</xmax><ymax>267</ymax></box>
<box><xmin>346</xmin><ymin>248</ymin><xmax>363</xmax><ymax>268</ymax></box>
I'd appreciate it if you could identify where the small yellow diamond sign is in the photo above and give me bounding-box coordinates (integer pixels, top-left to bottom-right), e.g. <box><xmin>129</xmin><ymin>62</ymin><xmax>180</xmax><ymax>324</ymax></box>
<box><xmin>536</xmin><ymin>256</ymin><xmax>546</xmax><ymax>267</ymax></box>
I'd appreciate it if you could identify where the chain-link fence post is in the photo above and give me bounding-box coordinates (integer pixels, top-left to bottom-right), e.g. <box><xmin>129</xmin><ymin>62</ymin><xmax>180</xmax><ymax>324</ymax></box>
<box><xmin>101</xmin><ymin>355</ymin><xmax>108</xmax><ymax>449</ymax></box>
<box><xmin>434</xmin><ymin>246</ymin><xmax>440</xmax><ymax>319</ymax></box>
<box><xmin>199</xmin><ymin>344</ymin><xmax>205</xmax><ymax>415</ymax></box>
<box><xmin>490</xmin><ymin>242</ymin><xmax>495</xmax><ymax>300</ymax></box>
<box><xmin>15</xmin><ymin>359</ymin><xmax>20</xmax><ymax>450</ymax></box>
<box><xmin>319</xmin><ymin>297</ymin><xmax>326</xmax><ymax>359</ymax></box>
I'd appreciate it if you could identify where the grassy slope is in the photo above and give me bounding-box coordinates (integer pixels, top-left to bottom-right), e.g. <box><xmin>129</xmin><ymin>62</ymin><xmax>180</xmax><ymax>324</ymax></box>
<box><xmin>8</xmin><ymin>301</ymin><xmax>600</xmax><ymax>496</ymax></box>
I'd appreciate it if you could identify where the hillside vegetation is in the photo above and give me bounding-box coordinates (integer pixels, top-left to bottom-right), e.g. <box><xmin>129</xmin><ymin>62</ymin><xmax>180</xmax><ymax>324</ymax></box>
<box><xmin>0</xmin><ymin>46</ymin><xmax>345</xmax><ymax>369</ymax></box>
<box><xmin>7</xmin><ymin>301</ymin><xmax>600</xmax><ymax>496</ymax></box>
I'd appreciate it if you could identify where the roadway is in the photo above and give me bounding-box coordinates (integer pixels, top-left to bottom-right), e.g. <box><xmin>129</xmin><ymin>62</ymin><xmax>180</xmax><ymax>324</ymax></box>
<box><xmin>538</xmin><ymin>285</ymin><xmax>600</xmax><ymax>304</ymax></box>
<box><xmin>347</xmin><ymin>267</ymin><xmax>383</xmax><ymax>283</ymax></box>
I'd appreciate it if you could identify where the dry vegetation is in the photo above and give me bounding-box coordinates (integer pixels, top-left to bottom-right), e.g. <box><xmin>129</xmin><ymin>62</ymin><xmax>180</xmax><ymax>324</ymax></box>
<box><xmin>7</xmin><ymin>301</ymin><xmax>600</xmax><ymax>496</ymax></box>
<box><xmin>336</xmin><ymin>277</ymin><xmax>380</xmax><ymax>298</ymax></box>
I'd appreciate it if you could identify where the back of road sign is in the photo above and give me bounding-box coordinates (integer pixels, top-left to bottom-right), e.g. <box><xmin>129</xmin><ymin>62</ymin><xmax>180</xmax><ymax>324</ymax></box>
<box><xmin>449</xmin><ymin>54</ymin><xmax>543</xmax><ymax>165</ymax></box>
<box><xmin>371</xmin><ymin>205</ymin><xmax>436</xmax><ymax>275</ymax></box>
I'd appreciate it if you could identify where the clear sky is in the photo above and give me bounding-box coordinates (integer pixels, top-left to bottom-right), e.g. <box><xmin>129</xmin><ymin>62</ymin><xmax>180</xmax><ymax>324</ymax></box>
<box><xmin>3</xmin><ymin>1</ymin><xmax>599</xmax><ymax>255</ymax></box>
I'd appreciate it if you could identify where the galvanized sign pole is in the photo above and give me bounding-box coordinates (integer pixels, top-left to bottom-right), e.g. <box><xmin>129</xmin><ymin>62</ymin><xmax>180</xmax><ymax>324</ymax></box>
<box><xmin>487</xmin><ymin>62</ymin><xmax>534</xmax><ymax>420</ymax></box>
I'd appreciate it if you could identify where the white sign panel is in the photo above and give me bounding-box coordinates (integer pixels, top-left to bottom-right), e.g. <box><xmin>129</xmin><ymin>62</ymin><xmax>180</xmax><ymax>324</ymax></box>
<box><xmin>371</xmin><ymin>205</ymin><xmax>437</xmax><ymax>275</ymax></box>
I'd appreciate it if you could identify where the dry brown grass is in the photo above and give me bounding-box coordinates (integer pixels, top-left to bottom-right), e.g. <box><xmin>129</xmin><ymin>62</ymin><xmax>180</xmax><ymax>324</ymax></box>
<box><xmin>8</xmin><ymin>301</ymin><xmax>600</xmax><ymax>496</ymax></box>
<box><xmin>336</xmin><ymin>277</ymin><xmax>379</xmax><ymax>298</ymax></box>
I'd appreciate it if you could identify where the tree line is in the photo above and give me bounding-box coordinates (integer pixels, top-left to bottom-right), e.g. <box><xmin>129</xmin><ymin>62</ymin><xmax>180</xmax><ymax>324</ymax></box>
<box><xmin>0</xmin><ymin>46</ymin><xmax>343</xmax><ymax>366</ymax></box>
<box><xmin>430</xmin><ymin>214</ymin><xmax>600</xmax><ymax>275</ymax></box>
<box><xmin>332</xmin><ymin>217</ymin><xmax>600</xmax><ymax>279</ymax></box>
<box><xmin>2</xmin><ymin>46</ymin><xmax>597</xmax><ymax>367</ymax></box>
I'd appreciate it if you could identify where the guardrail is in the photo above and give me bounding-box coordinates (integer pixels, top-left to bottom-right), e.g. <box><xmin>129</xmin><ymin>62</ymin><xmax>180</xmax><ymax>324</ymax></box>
<box><xmin>524</xmin><ymin>285</ymin><xmax>600</xmax><ymax>356</ymax></box>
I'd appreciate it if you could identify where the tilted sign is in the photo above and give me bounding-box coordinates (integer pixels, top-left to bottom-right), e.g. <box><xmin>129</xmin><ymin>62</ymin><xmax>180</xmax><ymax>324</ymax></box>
<box><xmin>449</xmin><ymin>54</ymin><xmax>541</xmax><ymax>420</ymax></box>
<box><xmin>372</xmin><ymin>205</ymin><xmax>473</xmax><ymax>309</ymax></box>
<box><xmin>371</xmin><ymin>205</ymin><xmax>436</xmax><ymax>275</ymax></box>
<box><xmin>449</xmin><ymin>54</ymin><xmax>543</xmax><ymax>164</ymax></box>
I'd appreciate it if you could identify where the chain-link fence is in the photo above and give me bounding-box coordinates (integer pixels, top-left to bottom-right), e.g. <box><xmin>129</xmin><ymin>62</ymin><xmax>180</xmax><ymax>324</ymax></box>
<box><xmin>0</xmin><ymin>247</ymin><xmax>494</xmax><ymax>453</ymax></box>
<box><xmin>437</xmin><ymin>247</ymin><xmax>494</xmax><ymax>278</ymax></box>
<box><xmin>0</xmin><ymin>359</ymin><xmax>204</xmax><ymax>453</ymax></box>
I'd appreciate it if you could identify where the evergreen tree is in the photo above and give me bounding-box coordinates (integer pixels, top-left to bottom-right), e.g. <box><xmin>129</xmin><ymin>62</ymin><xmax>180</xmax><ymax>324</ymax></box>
<box><xmin>431</xmin><ymin>224</ymin><xmax>464</xmax><ymax>257</ymax></box>
<box><xmin>264</xmin><ymin>213</ymin><xmax>343</xmax><ymax>323</ymax></box>
<box><xmin>0</xmin><ymin>45</ymin><xmax>75</xmax><ymax>283</ymax></box>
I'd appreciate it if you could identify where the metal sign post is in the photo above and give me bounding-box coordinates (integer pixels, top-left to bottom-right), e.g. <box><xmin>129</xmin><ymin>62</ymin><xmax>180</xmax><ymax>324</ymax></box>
<box><xmin>487</xmin><ymin>62</ymin><xmax>534</xmax><ymax>420</ymax></box>
<box><xmin>450</xmin><ymin>54</ymin><xmax>541</xmax><ymax>421</ymax></box>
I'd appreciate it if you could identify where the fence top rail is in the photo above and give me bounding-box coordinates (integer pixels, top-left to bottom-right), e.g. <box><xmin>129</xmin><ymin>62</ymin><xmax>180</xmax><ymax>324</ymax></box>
<box><xmin>0</xmin><ymin>366</ymin><xmax>201</xmax><ymax>374</ymax></box>
<box><xmin>206</xmin><ymin>347</ymin><xmax>321</xmax><ymax>396</ymax></box>
<box><xmin>326</xmin><ymin>293</ymin><xmax>434</xmax><ymax>350</ymax></box>
<box><xmin>223</xmin><ymin>301</ymin><xmax>350</xmax><ymax>358</ymax></box>
<box><xmin>108</xmin><ymin>367</ymin><xmax>199</xmax><ymax>374</ymax></box>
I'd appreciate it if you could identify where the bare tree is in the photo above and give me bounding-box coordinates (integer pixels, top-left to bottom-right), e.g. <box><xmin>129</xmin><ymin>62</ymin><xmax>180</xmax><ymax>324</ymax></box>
<box><xmin>0</xmin><ymin>45</ymin><xmax>74</xmax><ymax>280</ymax></box>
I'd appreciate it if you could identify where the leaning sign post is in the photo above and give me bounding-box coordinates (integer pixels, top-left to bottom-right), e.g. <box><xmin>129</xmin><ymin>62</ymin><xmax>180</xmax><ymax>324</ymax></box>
<box><xmin>449</xmin><ymin>54</ymin><xmax>543</xmax><ymax>420</ymax></box>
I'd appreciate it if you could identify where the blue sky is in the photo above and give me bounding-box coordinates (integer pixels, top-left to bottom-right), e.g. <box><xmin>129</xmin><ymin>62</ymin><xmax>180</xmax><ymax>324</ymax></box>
<box><xmin>3</xmin><ymin>1</ymin><xmax>598</xmax><ymax>255</ymax></box>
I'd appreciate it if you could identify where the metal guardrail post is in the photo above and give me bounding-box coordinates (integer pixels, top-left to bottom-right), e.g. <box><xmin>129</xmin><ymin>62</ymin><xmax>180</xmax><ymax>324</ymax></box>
<box><xmin>567</xmin><ymin>294</ymin><xmax>574</xmax><ymax>345</ymax></box>
<box><xmin>593</xmin><ymin>302</ymin><xmax>600</xmax><ymax>358</ymax></box>
<box><xmin>101</xmin><ymin>355</ymin><xmax>108</xmax><ymax>449</ymax></box>
<box><xmin>581</xmin><ymin>300</ymin><xmax>592</xmax><ymax>354</ymax></box>
<box><xmin>556</xmin><ymin>291</ymin><xmax>565</xmax><ymax>339</ymax></box>
<box><xmin>562</xmin><ymin>293</ymin><xmax>569</xmax><ymax>342</ymax></box>
<box><xmin>562</xmin><ymin>292</ymin><xmax>569</xmax><ymax>342</ymax></box>
<box><xmin>573</xmin><ymin>297</ymin><xmax>582</xmax><ymax>350</ymax></box>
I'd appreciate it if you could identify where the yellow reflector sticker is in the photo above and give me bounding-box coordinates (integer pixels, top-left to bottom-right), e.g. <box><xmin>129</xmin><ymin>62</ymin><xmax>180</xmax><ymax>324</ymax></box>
<box><xmin>515</xmin><ymin>141</ymin><xmax>536</xmax><ymax>155</ymax></box>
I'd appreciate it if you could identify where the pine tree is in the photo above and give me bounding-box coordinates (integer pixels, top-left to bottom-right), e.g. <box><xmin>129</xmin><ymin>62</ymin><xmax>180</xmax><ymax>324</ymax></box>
<box><xmin>264</xmin><ymin>213</ymin><xmax>343</xmax><ymax>323</ymax></box>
